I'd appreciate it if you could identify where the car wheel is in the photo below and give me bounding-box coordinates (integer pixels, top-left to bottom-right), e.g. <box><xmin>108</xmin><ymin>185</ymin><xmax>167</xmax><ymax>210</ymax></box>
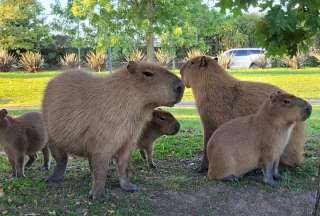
<box><xmin>250</xmin><ymin>63</ymin><xmax>259</xmax><ymax>69</ymax></box>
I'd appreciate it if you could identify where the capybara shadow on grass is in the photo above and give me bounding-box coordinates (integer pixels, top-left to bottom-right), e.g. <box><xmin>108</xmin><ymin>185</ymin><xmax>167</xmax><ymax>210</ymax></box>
<box><xmin>137</xmin><ymin>109</ymin><xmax>180</xmax><ymax>168</ymax></box>
<box><xmin>207</xmin><ymin>92</ymin><xmax>312</xmax><ymax>186</ymax></box>
<box><xmin>0</xmin><ymin>109</ymin><xmax>50</xmax><ymax>178</ymax></box>
<box><xmin>180</xmin><ymin>55</ymin><xmax>307</xmax><ymax>172</ymax></box>
<box><xmin>42</xmin><ymin>61</ymin><xmax>184</xmax><ymax>201</ymax></box>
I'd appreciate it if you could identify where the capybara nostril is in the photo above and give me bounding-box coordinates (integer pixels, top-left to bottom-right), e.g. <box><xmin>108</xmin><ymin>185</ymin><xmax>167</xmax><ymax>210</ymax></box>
<box><xmin>174</xmin><ymin>80</ymin><xmax>185</xmax><ymax>101</ymax></box>
<box><xmin>304</xmin><ymin>104</ymin><xmax>312</xmax><ymax>117</ymax></box>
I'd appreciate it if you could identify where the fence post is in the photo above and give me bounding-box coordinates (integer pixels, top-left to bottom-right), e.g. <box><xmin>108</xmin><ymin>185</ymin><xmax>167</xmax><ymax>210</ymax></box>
<box><xmin>108</xmin><ymin>47</ymin><xmax>112</xmax><ymax>73</ymax></box>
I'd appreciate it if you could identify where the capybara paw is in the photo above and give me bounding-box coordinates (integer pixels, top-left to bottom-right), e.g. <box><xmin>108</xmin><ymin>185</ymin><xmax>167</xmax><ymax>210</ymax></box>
<box><xmin>149</xmin><ymin>162</ymin><xmax>157</xmax><ymax>169</ymax></box>
<box><xmin>88</xmin><ymin>190</ymin><xmax>107</xmax><ymax>202</ymax></box>
<box><xmin>120</xmin><ymin>182</ymin><xmax>139</xmax><ymax>193</ymax></box>
<box><xmin>45</xmin><ymin>175</ymin><xmax>64</xmax><ymax>183</ymax></box>
<box><xmin>273</xmin><ymin>174</ymin><xmax>282</xmax><ymax>181</ymax></box>
<box><xmin>14</xmin><ymin>173</ymin><xmax>25</xmax><ymax>178</ymax></box>
<box><xmin>41</xmin><ymin>165</ymin><xmax>50</xmax><ymax>172</ymax></box>
<box><xmin>223</xmin><ymin>175</ymin><xmax>240</xmax><ymax>183</ymax></box>
<box><xmin>264</xmin><ymin>179</ymin><xmax>278</xmax><ymax>187</ymax></box>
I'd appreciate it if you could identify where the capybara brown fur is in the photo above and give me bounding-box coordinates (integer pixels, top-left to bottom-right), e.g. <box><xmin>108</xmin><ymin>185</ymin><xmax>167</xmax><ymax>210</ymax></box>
<box><xmin>0</xmin><ymin>109</ymin><xmax>50</xmax><ymax>177</ymax></box>
<box><xmin>42</xmin><ymin>61</ymin><xmax>184</xmax><ymax>201</ymax></box>
<box><xmin>137</xmin><ymin>109</ymin><xmax>180</xmax><ymax>168</ymax></box>
<box><xmin>207</xmin><ymin>92</ymin><xmax>312</xmax><ymax>186</ymax></box>
<box><xmin>180</xmin><ymin>55</ymin><xmax>306</xmax><ymax>172</ymax></box>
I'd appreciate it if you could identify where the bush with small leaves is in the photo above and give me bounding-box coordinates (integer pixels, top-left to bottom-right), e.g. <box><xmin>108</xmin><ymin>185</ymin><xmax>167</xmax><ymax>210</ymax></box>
<box><xmin>0</xmin><ymin>49</ymin><xmax>17</xmax><ymax>72</ymax></box>
<box><xmin>86</xmin><ymin>51</ymin><xmax>106</xmax><ymax>72</ymax></box>
<box><xmin>19</xmin><ymin>52</ymin><xmax>44</xmax><ymax>73</ymax></box>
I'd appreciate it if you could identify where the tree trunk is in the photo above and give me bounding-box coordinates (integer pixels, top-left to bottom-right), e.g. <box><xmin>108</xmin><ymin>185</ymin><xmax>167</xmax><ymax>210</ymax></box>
<box><xmin>146</xmin><ymin>0</ymin><xmax>155</xmax><ymax>62</ymax></box>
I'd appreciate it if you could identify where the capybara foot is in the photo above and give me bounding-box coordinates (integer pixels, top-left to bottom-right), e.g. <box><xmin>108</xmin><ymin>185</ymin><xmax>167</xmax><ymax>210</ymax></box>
<box><xmin>14</xmin><ymin>173</ymin><xmax>25</xmax><ymax>178</ymax></box>
<box><xmin>120</xmin><ymin>179</ymin><xmax>139</xmax><ymax>192</ymax></box>
<box><xmin>263</xmin><ymin>178</ymin><xmax>278</xmax><ymax>187</ymax></box>
<box><xmin>223</xmin><ymin>175</ymin><xmax>240</xmax><ymax>183</ymax></box>
<box><xmin>89</xmin><ymin>190</ymin><xmax>107</xmax><ymax>202</ymax></box>
<box><xmin>149</xmin><ymin>162</ymin><xmax>157</xmax><ymax>169</ymax></box>
<box><xmin>41</xmin><ymin>164</ymin><xmax>50</xmax><ymax>172</ymax></box>
<box><xmin>45</xmin><ymin>175</ymin><xmax>64</xmax><ymax>183</ymax></box>
<box><xmin>273</xmin><ymin>174</ymin><xmax>282</xmax><ymax>181</ymax></box>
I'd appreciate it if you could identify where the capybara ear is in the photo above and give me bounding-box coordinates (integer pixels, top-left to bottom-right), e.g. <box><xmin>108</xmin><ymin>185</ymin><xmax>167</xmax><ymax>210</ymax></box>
<box><xmin>127</xmin><ymin>61</ymin><xmax>138</xmax><ymax>74</ymax></box>
<box><xmin>269</xmin><ymin>92</ymin><xmax>278</xmax><ymax>103</ymax></box>
<box><xmin>200</xmin><ymin>56</ymin><xmax>208</xmax><ymax>67</ymax></box>
<box><xmin>0</xmin><ymin>109</ymin><xmax>8</xmax><ymax>118</ymax></box>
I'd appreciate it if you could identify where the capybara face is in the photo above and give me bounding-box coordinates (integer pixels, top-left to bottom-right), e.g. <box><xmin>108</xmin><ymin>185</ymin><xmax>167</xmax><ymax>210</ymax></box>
<box><xmin>269</xmin><ymin>92</ymin><xmax>312</xmax><ymax>122</ymax></box>
<box><xmin>127</xmin><ymin>61</ymin><xmax>185</xmax><ymax>106</ymax></box>
<box><xmin>0</xmin><ymin>109</ymin><xmax>9</xmax><ymax>129</ymax></box>
<box><xmin>180</xmin><ymin>55</ymin><xmax>217</xmax><ymax>88</ymax></box>
<box><xmin>152</xmin><ymin>110</ymin><xmax>180</xmax><ymax>135</ymax></box>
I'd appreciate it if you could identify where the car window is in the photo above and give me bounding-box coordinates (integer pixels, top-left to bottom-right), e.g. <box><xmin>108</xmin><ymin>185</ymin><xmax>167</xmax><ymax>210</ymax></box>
<box><xmin>247</xmin><ymin>49</ymin><xmax>263</xmax><ymax>55</ymax></box>
<box><xmin>233</xmin><ymin>50</ymin><xmax>248</xmax><ymax>56</ymax></box>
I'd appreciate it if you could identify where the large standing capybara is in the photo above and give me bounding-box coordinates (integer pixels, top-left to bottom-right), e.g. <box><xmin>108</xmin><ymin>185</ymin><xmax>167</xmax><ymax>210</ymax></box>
<box><xmin>207</xmin><ymin>92</ymin><xmax>312</xmax><ymax>186</ymax></box>
<box><xmin>180</xmin><ymin>55</ymin><xmax>306</xmax><ymax>172</ymax></box>
<box><xmin>42</xmin><ymin>61</ymin><xmax>184</xmax><ymax>201</ymax></box>
<box><xmin>0</xmin><ymin>109</ymin><xmax>50</xmax><ymax>177</ymax></box>
<box><xmin>137</xmin><ymin>109</ymin><xmax>180</xmax><ymax>168</ymax></box>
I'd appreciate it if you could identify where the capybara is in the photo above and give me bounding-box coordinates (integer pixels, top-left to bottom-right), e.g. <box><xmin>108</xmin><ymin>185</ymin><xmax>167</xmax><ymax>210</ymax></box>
<box><xmin>42</xmin><ymin>61</ymin><xmax>184</xmax><ymax>201</ymax></box>
<box><xmin>137</xmin><ymin>109</ymin><xmax>180</xmax><ymax>168</ymax></box>
<box><xmin>207</xmin><ymin>92</ymin><xmax>312</xmax><ymax>186</ymax></box>
<box><xmin>180</xmin><ymin>55</ymin><xmax>306</xmax><ymax>172</ymax></box>
<box><xmin>0</xmin><ymin>109</ymin><xmax>50</xmax><ymax>177</ymax></box>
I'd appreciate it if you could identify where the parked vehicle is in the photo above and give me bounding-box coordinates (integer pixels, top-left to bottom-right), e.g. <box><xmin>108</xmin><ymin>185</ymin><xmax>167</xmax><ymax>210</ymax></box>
<box><xmin>223</xmin><ymin>48</ymin><xmax>271</xmax><ymax>69</ymax></box>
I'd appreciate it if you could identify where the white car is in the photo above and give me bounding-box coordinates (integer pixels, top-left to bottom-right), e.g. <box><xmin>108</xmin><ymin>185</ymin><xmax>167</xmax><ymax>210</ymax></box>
<box><xmin>224</xmin><ymin>48</ymin><xmax>271</xmax><ymax>69</ymax></box>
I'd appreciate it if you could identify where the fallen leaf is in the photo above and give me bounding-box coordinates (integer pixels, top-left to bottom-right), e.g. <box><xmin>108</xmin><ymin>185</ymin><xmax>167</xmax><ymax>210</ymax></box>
<box><xmin>0</xmin><ymin>186</ymin><xmax>5</xmax><ymax>198</ymax></box>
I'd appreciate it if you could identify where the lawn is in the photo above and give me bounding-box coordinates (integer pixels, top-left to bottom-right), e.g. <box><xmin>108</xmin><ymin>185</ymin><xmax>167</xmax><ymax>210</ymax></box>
<box><xmin>0</xmin><ymin>106</ymin><xmax>318</xmax><ymax>215</ymax></box>
<box><xmin>1</xmin><ymin>68</ymin><xmax>320</xmax><ymax>108</ymax></box>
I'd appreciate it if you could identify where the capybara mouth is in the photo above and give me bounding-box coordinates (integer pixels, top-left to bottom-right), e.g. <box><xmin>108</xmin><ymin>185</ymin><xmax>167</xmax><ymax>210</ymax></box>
<box><xmin>168</xmin><ymin>123</ymin><xmax>180</xmax><ymax>135</ymax></box>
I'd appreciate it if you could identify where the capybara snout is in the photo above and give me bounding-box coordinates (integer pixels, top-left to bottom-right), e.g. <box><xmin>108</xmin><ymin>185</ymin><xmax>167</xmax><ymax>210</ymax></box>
<box><xmin>174</xmin><ymin>79</ymin><xmax>185</xmax><ymax>102</ymax></box>
<box><xmin>303</xmin><ymin>103</ymin><xmax>312</xmax><ymax>120</ymax></box>
<box><xmin>0</xmin><ymin>109</ymin><xmax>8</xmax><ymax>119</ymax></box>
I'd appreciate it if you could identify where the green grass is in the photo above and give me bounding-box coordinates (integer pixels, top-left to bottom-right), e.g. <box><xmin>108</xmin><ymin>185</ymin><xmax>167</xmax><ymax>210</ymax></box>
<box><xmin>1</xmin><ymin>68</ymin><xmax>320</xmax><ymax>108</ymax></box>
<box><xmin>0</xmin><ymin>107</ymin><xmax>319</xmax><ymax>214</ymax></box>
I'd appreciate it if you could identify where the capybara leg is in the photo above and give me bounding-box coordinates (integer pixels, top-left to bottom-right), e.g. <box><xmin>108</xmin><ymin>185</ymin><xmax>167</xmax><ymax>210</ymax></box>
<box><xmin>280</xmin><ymin>123</ymin><xmax>305</xmax><ymax>167</ymax></box>
<box><xmin>46</xmin><ymin>143</ymin><xmax>68</xmax><ymax>183</ymax></box>
<box><xmin>89</xmin><ymin>154</ymin><xmax>109</xmax><ymax>201</ymax></box>
<box><xmin>25</xmin><ymin>154</ymin><xmax>37</xmax><ymax>168</ymax></box>
<box><xmin>272</xmin><ymin>159</ymin><xmax>282</xmax><ymax>181</ymax></box>
<box><xmin>146</xmin><ymin>146</ymin><xmax>156</xmax><ymax>169</ymax></box>
<box><xmin>223</xmin><ymin>175</ymin><xmax>240</xmax><ymax>183</ymax></box>
<box><xmin>42</xmin><ymin>144</ymin><xmax>50</xmax><ymax>171</ymax></box>
<box><xmin>262</xmin><ymin>162</ymin><xmax>277</xmax><ymax>187</ymax></box>
<box><xmin>15</xmin><ymin>153</ymin><xmax>25</xmax><ymax>178</ymax></box>
<box><xmin>139</xmin><ymin>150</ymin><xmax>146</xmax><ymax>160</ymax></box>
<box><xmin>88</xmin><ymin>158</ymin><xmax>93</xmax><ymax>174</ymax></box>
<box><xmin>199</xmin><ymin>123</ymin><xmax>215</xmax><ymax>173</ymax></box>
<box><xmin>116</xmin><ymin>145</ymin><xmax>138</xmax><ymax>192</ymax></box>
<box><xmin>7</xmin><ymin>154</ymin><xmax>16</xmax><ymax>177</ymax></box>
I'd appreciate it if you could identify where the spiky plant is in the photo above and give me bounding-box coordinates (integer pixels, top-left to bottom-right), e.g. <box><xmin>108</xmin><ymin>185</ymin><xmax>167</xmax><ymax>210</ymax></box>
<box><xmin>282</xmin><ymin>55</ymin><xmax>303</xmax><ymax>69</ymax></box>
<box><xmin>0</xmin><ymin>49</ymin><xmax>17</xmax><ymax>72</ymax></box>
<box><xmin>217</xmin><ymin>51</ymin><xmax>233</xmax><ymax>69</ymax></box>
<box><xmin>19</xmin><ymin>51</ymin><xmax>44</xmax><ymax>73</ymax></box>
<box><xmin>155</xmin><ymin>49</ymin><xmax>172</xmax><ymax>66</ymax></box>
<box><xmin>185</xmin><ymin>49</ymin><xmax>205</xmax><ymax>60</ymax></box>
<box><xmin>125</xmin><ymin>49</ymin><xmax>144</xmax><ymax>62</ymax></box>
<box><xmin>86</xmin><ymin>51</ymin><xmax>106</xmax><ymax>72</ymax></box>
<box><xmin>60</xmin><ymin>53</ymin><xmax>78</xmax><ymax>68</ymax></box>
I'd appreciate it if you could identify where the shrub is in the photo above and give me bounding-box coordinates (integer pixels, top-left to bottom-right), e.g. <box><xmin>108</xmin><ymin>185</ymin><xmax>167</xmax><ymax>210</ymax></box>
<box><xmin>155</xmin><ymin>49</ymin><xmax>172</xmax><ymax>66</ymax></box>
<box><xmin>252</xmin><ymin>55</ymin><xmax>269</xmax><ymax>68</ymax></box>
<box><xmin>0</xmin><ymin>49</ymin><xmax>17</xmax><ymax>72</ymax></box>
<box><xmin>217</xmin><ymin>51</ymin><xmax>233</xmax><ymax>69</ymax></box>
<box><xmin>282</xmin><ymin>55</ymin><xmax>304</xmax><ymax>69</ymax></box>
<box><xmin>60</xmin><ymin>53</ymin><xmax>78</xmax><ymax>69</ymax></box>
<box><xmin>125</xmin><ymin>49</ymin><xmax>144</xmax><ymax>62</ymax></box>
<box><xmin>19</xmin><ymin>52</ymin><xmax>44</xmax><ymax>73</ymax></box>
<box><xmin>185</xmin><ymin>49</ymin><xmax>205</xmax><ymax>60</ymax></box>
<box><xmin>86</xmin><ymin>51</ymin><xmax>106</xmax><ymax>72</ymax></box>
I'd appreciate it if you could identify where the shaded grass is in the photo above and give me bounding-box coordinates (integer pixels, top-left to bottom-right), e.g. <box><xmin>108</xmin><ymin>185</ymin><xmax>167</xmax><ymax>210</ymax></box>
<box><xmin>1</xmin><ymin>68</ymin><xmax>320</xmax><ymax>108</ymax></box>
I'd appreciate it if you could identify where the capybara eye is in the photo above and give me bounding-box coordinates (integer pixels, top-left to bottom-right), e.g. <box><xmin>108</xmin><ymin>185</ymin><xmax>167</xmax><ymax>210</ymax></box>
<box><xmin>159</xmin><ymin>116</ymin><xmax>166</xmax><ymax>121</ymax></box>
<box><xmin>143</xmin><ymin>71</ymin><xmax>154</xmax><ymax>78</ymax></box>
<box><xmin>283</xmin><ymin>99</ymin><xmax>291</xmax><ymax>104</ymax></box>
<box><xmin>190</xmin><ymin>61</ymin><xmax>194</xmax><ymax>65</ymax></box>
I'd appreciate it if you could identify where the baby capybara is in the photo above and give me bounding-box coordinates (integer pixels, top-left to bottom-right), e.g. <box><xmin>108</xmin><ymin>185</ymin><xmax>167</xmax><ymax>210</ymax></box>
<box><xmin>137</xmin><ymin>109</ymin><xmax>180</xmax><ymax>168</ymax></box>
<box><xmin>42</xmin><ymin>61</ymin><xmax>184</xmax><ymax>201</ymax></box>
<box><xmin>0</xmin><ymin>109</ymin><xmax>50</xmax><ymax>177</ymax></box>
<box><xmin>207</xmin><ymin>92</ymin><xmax>312</xmax><ymax>186</ymax></box>
<box><xmin>180</xmin><ymin>55</ymin><xmax>306</xmax><ymax>172</ymax></box>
